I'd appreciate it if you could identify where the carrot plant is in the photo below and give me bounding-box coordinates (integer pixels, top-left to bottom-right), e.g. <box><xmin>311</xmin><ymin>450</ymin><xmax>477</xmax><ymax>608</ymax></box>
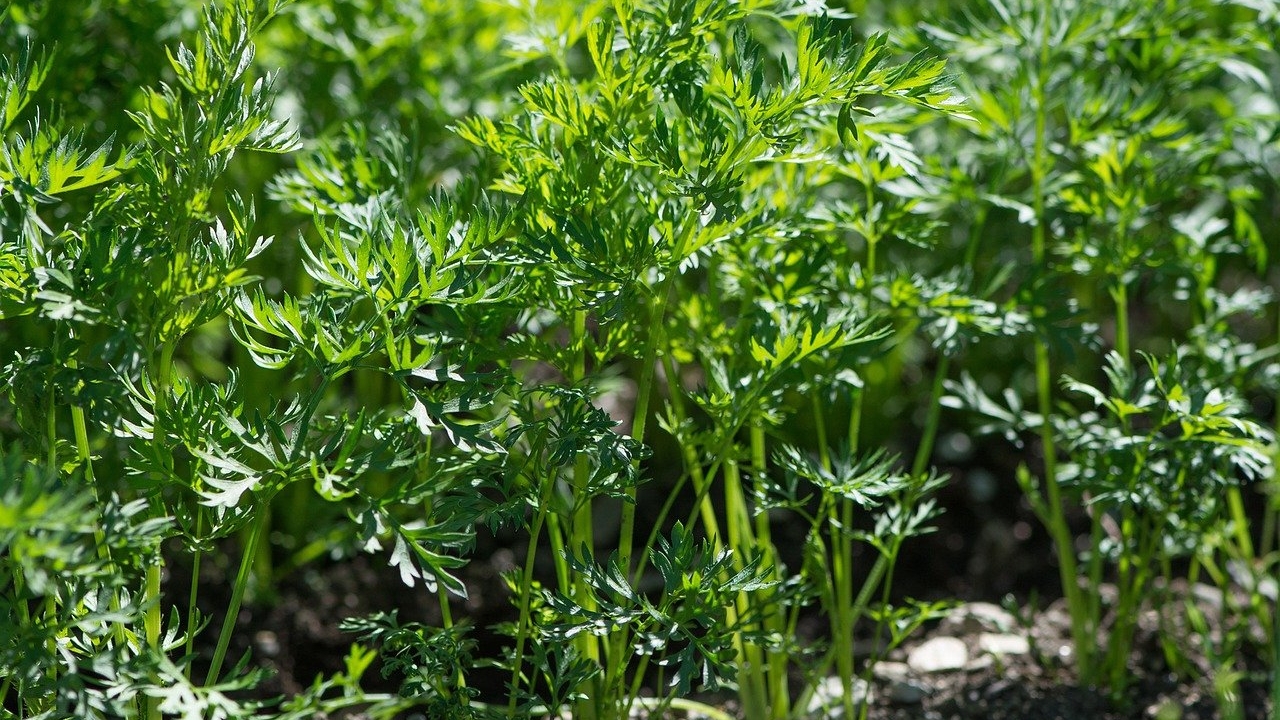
<box><xmin>3</xmin><ymin>0</ymin><xmax>1278</xmax><ymax>718</ymax></box>
<box><xmin>421</xmin><ymin>3</ymin><xmax>969</xmax><ymax>717</ymax></box>
<box><xmin>3</xmin><ymin>0</ymin><xmax>968</xmax><ymax>715</ymax></box>
<box><xmin>2</xmin><ymin>0</ymin><xmax>303</xmax><ymax>717</ymax></box>
<box><xmin>922</xmin><ymin>0</ymin><xmax>1279</xmax><ymax>705</ymax></box>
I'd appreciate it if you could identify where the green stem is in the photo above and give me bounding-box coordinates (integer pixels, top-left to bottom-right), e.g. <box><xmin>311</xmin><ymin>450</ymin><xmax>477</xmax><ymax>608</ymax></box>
<box><xmin>205</xmin><ymin>373</ymin><xmax>332</xmax><ymax>685</ymax></box>
<box><xmin>840</xmin><ymin>372</ymin><xmax>865</xmax><ymax>719</ymax></box>
<box><xmin>67</xmin><ymin>353</ymin><xmax>132</xmax><ymax>664</ymax></box>
<box><xmin>45</xmin><ymin>367</ymin><xmax>57</xmax><ymax>470</ymax></box>
<box><xmin>1085</xmin><ymin>498</ymin><xmax>1105</xmax><ymax>641</ymax></box>
<box><xmin>567</xmin><ymin>308</ymin><xmax>601</xmax><ymax>720</ymax></box>
<box><xmin>38</xmin><ymin>371</ymin><xmax>59</xmax><ymax>694</ymax></box>
<box><xmin>629</xmin><ymin>697</ymin><xmax>737</xmax><ymax>720</ymax></box>
<box><xmin>749</xmin><ymin>422</ymin><xmax>788</xmax><ymax>719</ymax></box>
<box><xmin>1161</xmin><ymin>554</ymin><xmax>1192</xmax><ymax>676</ymax></box>
<box><xmin>141</xmin><ymin>339</ymin><xmax>177</xmax><ymax>718</ymax></box>
<box><xmin>185</xmin><ymin>513</ymin><xmax>204</xmax><ymax>670</ymax></box>
<box><xmin>69</xmin><ymin>387</ymin><xmax>97</xmax><ymax>489</ymax></box>
<box><xmin>206</xmin><ymin>504</ymin><xmax>267</xmax><ymax>686</ymax></box>
<box><xmin>846</xmin><ymin>552</ymin><xmax>891</xmax><ymax>640</ymax></box>
<box><xmin>815</xmin><ymin>380</ymin><xmax>860</xmax><ymax>718</ymax></box>
<box><xmin>846</xmin><ymin>388</ymin><xmax>864</xmax><ymax>452</ymax></box>
<box><xmin>634</xmin><ymin>463</ymin><xmax>691</xmax><ymax>555</ymax></box>
<box><xmin>724</xmin><ymin>457</ymin><xmax>767</xmax><ymax>720</ymax></box>
<box><xmin>1110</xmin><ymin>281</ymin><xmax>1130</xmax><ymax>361</ymax></box>
<box><xmin>812</xmin><ymin>391</ymin><xmax>832</xmax><ymax>471</ymax></box>
<box><xmin>141</xmin><ymin>558</ymin><xmax>164</xmax><ymax>719</ymax></box>
<box><xmin>619</xmin><ymin>275</ymin><xmax>669</xmax><ymax>575</ymax></box>
<box><xmin>1027</xmin><ymin>2</ymin><xmax>1090</xmax><ymax>679</ymax></box>
<box><xmin>509</xmin><ymin>471</ymin><xmax>558</xmax><ymax>718</ymax></box>
<box><xmin>603</xmin><ymin>274</ymin><xmax>687</xmax><ymax>711</ymax></box>
<box><xmin>1224</xmin><ymin>487</ymin><xmax>1254</xmax><ymax>560</ymax></box>
<box><xmin>659</xmin><ymin>354</ymin><xmax>723</xmax><ymax>548</ymax></box>
<box><xmin>1272</xmin><ymin>608</ymin><xmax>1279</xmax><ymax>718</ymax></box>
<box><xmin>546</xmin><ymin>506</ymin><xmax>572</xmax><ymax>596</ymax></box>
<box><xmin>1105</xmin><ymin>514</ymin><xmax>1157</xmax><ymax>696</ymax></box>
<box><xmin>621</xmin><ymin>653</ymin><xmax>653</xmax><ymax>719</ymax></box>
<box><xmin>911</xmin><ymin>356</ymin><xmax>951</xmax><ymax>479</ymax></box>
<box><xmin>828</xmin><ymin>497</ymin><xmax>856</xmax><ymax>720</ymax></box>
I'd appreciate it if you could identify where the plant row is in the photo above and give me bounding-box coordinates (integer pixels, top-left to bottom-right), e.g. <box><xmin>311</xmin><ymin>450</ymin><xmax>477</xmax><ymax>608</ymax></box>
<box><xmin>1</xmin><ymin>1</ymin><xmax>1278</xmax><ymax>718</ymax></box>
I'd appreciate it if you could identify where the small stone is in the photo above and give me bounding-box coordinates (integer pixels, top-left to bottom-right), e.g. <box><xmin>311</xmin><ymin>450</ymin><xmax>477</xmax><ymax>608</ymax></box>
<box><xmin>978</xmin><ymin>632</ymin><xmax>1030</xmax><ymax>657</ymax></box>
<box><xmin>1189</xmin><ymin>582</ymin><xmax>1223</xmax><ymax>609</ymax></box>
<box><xmin>253</xmin><ymin>630</ymin><xmax>280</xmax><ymax>657</ymax></box>
<box><xmin>871</xmin><ymin>661</ymin><xmax>911</xmax><ymax>682</ymax></box>
<box><xmin>808</xmin><ymin>676</ymin><xmax>873</xmax><ymax>717</ymax></box>
<box><xmin>964</xmin><ymin>654</ymin><xmax>994</xmax><ymax>671</ymax></box>
<box><xmin>943</xmin><ymin>602</ymin><xmax>1018</xmax><ymax>634</ymax></box>
<box><xmin>984</xmin><ymin>679</ymin><xmax>1014</xmax><ymax>699</ymax></box>
<box><xmin>907</xmin><ymin>636</ymin><xmax>968</xmax><ymax>673</ymax></box>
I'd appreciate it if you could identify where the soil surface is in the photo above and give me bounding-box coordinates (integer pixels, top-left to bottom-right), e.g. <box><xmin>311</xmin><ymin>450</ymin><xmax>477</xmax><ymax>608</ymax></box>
<box><xmin>857</xmin><ymin>590</ymin><xmax>1273</xmax><ymax>720</ymax></box>
<box><xmin>165</xmin><ymin>439</ymin><xmax>1276</xmax><ymax>719</ymax></box>
<box><xmin>171</xmin><ymin>538</ymin><xmax>1274</xmax><ymax>719</ymax></box>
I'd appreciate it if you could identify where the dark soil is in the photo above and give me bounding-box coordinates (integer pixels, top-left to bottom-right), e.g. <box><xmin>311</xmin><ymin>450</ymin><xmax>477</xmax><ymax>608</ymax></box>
<box><xmin>169</xmin><ymin>543</ymin><xmax>1274</xmax><ymax>719</ymax></box>
<box><xmin>165</xmin><ymin>457</ymin><xmax>1275</xmax><ymax>719</ymax></box>
<box><xmin>862</xmin><ymin>589</ymin><xmax>1274</xmax><ymax>720</ymax></box>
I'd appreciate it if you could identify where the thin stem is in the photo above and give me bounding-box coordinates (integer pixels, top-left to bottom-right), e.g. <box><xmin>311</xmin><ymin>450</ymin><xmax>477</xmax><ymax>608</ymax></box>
<box><xmin>510</xmin><ymin>463</ymin><xmax>561</xmax><ymax>717</ymax></box>
<box><xmin>45</xmin><ymin>367</ymin><xmax>57</xmax><ymax>470</ymax></box>
<box><xmin>1027</xmin><ymin>2</ymin><xmax>1090</xmax><ymax>678</ymax></box>
<box><xmin>723</xmin><ymin>457</ymin><xmax>767</xmax><ymax>720</ymax></box>
<box><xmin>1111</xmin><ymin>281</ymin><xmax>1130</xmax><ymax>361</ymax></box>
<box><xmin>1272</xmin><ymin>611</ymin><xmax>1279</xmax><ymax>718</ymax></box>
<box><xmin>601</xmin><ymin>272</ymin><xmax>672</xmax><ymax>720</ymax></box>
<box><xmin>69</xmin><ymin>385</ymin><xmax>97</xmax><ymax>489</ymax></box>
<box><xmin>621</xmin><ymin>653</ymin><xmax>653</xmax><ymax>719</ymax></box>
<box><xmin>635</xmin><ymin>462</ymin><xmax>692</xmax><ymax>568</ymax></box>
<box><xmin>67</xmin><ymin>352</ymin><xmax>130</xmax><ymax>663</ymax></box>
<box><xmin>749</xmin><ymin>421</ymin><xmax>787</xmax><ymax>719</ymax></box>
<box><xmin>656</xmin><ymin>354</ymin><xmax>723</xmax><ymax>549</ymax></box>
<box><xmin>618</xmin><ymin>274</ymin><xmax>670</xmax><ymax>576</ymax></box>
<box><xmin>828</xmin><ymin>497</ymin><xmax>855</xmax><ymax>720</ymax></box>
<box><xmin>1160</xmin><ymin>554</ymin><xmax>1193</xmax><ymax>676</ymax></box>
<box><xmin>846</xmin><ymin>388</ymin><xmax>864</xmax><ymax>452</ymax></box>
<box><xmin>842</xmin><ymin>205</ymin><xmax>871</xmax><ymax>713</ymax></box>
<box><xmin>37</xmin><ymin>370</ymin><xmax>59</xmax><ymax>695</ymax></box>
<box><xmin>1225</xmin><ymin>487</ymin><xmax>1254</xmax><ymax>560</ymax></box>
<box><xmin>185</xmin><ymin>513</ymin><xmax>204</xmax><ymax>670</ymax></box>
<box><xmin>289</xmin><ymin>377</ymin><xmax>332</xmax><ymax>462</ymax></box>
<box><xmin>630</xmin><ymin>697</ymin><xmax>737</xmax><ymax>720</ymax></box>
<box><xmin>814</xmin><ymin>383</ymin><xmax>856</xmax><ymax>719</ymax></box>
<box><xmin>812</xmin><ymin>391</ymin><xmax>831</xmax><ymax>471</ymax></box>
<box><xmin>568</xmin><ymin>307</ymin><xmax>601</xmax><ymax>720</ymax></box>
<box><xmin>791</xmin><ymin>549</ymin><xmax>893</xmax><ymax>719</ymax></box>
<box><xmin>206</xmin><ymin>503</ymin><xmax>267</xmax><ymax>685</ymax></box>
<box><xmin>911</xmin><ymin>356</ymin><xmax>951</xmax><ymax>479</ymax></box>
<box><xmin>1085</xmin><ymin>498</ymin><xmax>1105</xmax><ymax>641</ymax></box>
<box><xmin>142</xmin><ymin>338</ymin><xmax>177</xmax><ymax>719</ymax></box>
<box><xmin>1105</xmin><ymin>513</ymin><xmax>1158</xmax><ymax>696</ymax></box>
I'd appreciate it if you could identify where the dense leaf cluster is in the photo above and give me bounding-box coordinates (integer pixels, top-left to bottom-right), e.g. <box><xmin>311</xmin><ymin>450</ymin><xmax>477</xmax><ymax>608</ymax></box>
<box><xmin>1</xmin><ymin>0</ymin><xmax>1277</xmax><ymax>718</ymax></box>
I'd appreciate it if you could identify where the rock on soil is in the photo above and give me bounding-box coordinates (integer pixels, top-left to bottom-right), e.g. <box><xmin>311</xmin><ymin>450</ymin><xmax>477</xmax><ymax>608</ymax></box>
<box><xmin>908</xmin><ymin>636</ymin><xmax>970</xmax><ymax>673</ymax></box>
<box><xmin>861</xmin><ymin>598</ymin><xmax>1273</xmax><ymax>720</ymax></box>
